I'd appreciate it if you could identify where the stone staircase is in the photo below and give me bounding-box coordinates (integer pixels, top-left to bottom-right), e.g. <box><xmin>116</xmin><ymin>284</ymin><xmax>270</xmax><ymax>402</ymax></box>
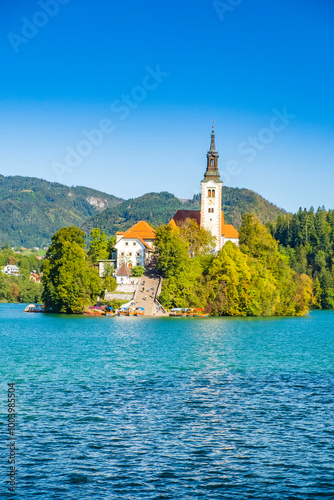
<box><xmin>133</xmin><ymin>266</ymin><xmax>167</xmax><ymax>317</ymax></box>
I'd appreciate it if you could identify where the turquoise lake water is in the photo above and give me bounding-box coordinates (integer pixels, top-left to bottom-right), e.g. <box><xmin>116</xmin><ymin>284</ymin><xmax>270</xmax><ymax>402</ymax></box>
<box><xmin>0</xmin><ymin>304</ymin><xmax>334</xmax><ymax>499</ymax></box>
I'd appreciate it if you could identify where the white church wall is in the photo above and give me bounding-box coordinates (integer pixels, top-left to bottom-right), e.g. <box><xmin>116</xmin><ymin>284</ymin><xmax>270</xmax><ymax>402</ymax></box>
<box><xmin>221</xmin><ymin>237</ymin><xmax>239</xmax><ymax>247</ymax></box>
<box><xmin>201</xmin><ymin>179</ymin><xmax>223</xmax><ymax>252</ymax></box>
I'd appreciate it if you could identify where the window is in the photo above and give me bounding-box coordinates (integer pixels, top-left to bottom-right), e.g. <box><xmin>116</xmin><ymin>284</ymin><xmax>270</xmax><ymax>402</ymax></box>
<box><xmin>211</xmin><ymin>159</ymin><xmax>214</xmax><ymax>166</ymax></box>
<box><xmin>125</xmin><ymin>242</ymin><xmax>128</xmax><ymax>246</ymax></box>
<box><xmin>208</xmin><ymin>208</ymin><xmax>215</xmax><ymax>213</ymax></box>
<box><xmin>137</xmin><ymin>251</ymin><xmax>141</xmax><ymax>256</ymax></box>
<box><xmin>133</xmin><ymin>242</ymin><xmax>136</xmax><ymax>246</ymax></box>
<box><xmin>208</xmin><ymin>189</ymin><xmax>211</xmax><ymax>197</ymax></box>
<box><xmin>212</xmin><ymin>189</ymin><xmax>215</xmax><ymax>197</ymax></box>
<box><xmin>128</xmin><ymin>252</ymin><xmax>132</xmax><ymax>256</ymax></box>
<box><xmin>121</xmin><ymin>252</ymin><xmax>125</xmax><ymax>256</ymax></box>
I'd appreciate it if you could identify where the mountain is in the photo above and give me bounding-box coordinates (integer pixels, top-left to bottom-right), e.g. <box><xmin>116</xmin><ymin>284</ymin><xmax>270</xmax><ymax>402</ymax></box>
<box><xmin>221</xmin><ymin>187</ymin><xmax>286</xmax><ymax>227</ymax></box>
<box><xmin>0</xmin><ymin>175</ymin><xmax>285</xmax><ymax>247</ymax></box>
<box><xmin>82</xmin><ymin>189</ymin><xmax>285</xmax><ymax>236</ymax></box>
<box><xmin>0</xmin><ymin>175</ymin><xmax>123</xmax><ymax>247</ymax></box>
<box><xmin>82</xmin><ymin>192</ymin><xmax>200</xmax><ymax>235</ymax></box>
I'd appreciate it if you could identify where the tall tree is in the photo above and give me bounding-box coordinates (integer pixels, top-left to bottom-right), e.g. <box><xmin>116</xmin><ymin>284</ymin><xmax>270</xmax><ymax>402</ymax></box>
<box><xmin>88</xmin><ymin>228</ymin><xmax>109</xmax><ymax>263</ymax></box>
<box><xmin>178</xmin><ymin>218</ymin><xmax>216</xmax><ymax>256</ymax></box>
<box><xmin>42</xmin><ymin>226</ymin><xmax>102</xmax><ymax>314</ymax></box>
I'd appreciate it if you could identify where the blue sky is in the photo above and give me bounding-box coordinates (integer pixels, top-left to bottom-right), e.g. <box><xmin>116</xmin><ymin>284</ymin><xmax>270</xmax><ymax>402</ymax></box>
<box><xmin>0</xmin><ymin>0</ymin><xmax>333</xmax><ymax>211</ymax></box>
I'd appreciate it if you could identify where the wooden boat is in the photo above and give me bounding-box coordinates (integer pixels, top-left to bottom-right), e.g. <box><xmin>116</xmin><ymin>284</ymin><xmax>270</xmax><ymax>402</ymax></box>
<box><xmin>117</xmin><ymin>308</ymin><xmax>128</xmax><ymax>316</ymax></box>
<box><xmin>169</xmin><ymin>308</ymin><xmax>183</xmax><ymax>317</ymax></box>
<box><xmin>186</xmin><ymin>308</ymin><xmax>195</xmax><ymax>317</ymax></box>
<box><xmin>24</xmin><ymin>304</ymin><xmax>44</xmax><ymax>313</ymax></box>
<box><xmin>84</xmin><ymin>306</ymin><xmax>105</xmax><ymax>316</ymax></box>
<box><xmin>134</xmin><ymin>307</ymin><xmax>145</xmax><ymax>316</ymax></box>
<box><xmin>169</xmin><ymin>307</ymin><xmax>209</xmax><ymax>318</ymax></box>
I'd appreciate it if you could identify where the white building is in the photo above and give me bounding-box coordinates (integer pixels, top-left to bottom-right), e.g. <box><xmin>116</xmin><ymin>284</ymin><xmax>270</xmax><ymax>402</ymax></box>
<box><xmin>115</xmin><ymin>263</ymin><xmax>139</xmax><ymax>285</ymax></box>
<box><xmin>114</xmin><ymin>221</ymin><xmax>156</xmax><ymax>270</ymax></box>
<box><xmin>2</xmin><ymin>265</ymin><xmax>20</xmax><ymax>275</ymax></box>
<box><xmin>170</xmin><ymin>126</ymin><xmax>239</xmax><ymax>248</ymax></box>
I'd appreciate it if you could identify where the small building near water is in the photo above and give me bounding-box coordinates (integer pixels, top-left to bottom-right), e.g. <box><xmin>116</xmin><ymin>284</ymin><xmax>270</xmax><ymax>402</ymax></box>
<box><xmin>115</xmin><ymin>263</ymin><xmax>133</xmax><ymax>285</ymax></box>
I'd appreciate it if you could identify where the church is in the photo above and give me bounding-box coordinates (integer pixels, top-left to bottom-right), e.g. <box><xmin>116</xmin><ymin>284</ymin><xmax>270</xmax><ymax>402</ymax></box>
<box><xmin>112</xmin><ymin>126</ymin><xmax>239</xmax><ymax>271</ymax></box>
<box><xmin>169</xmin><ymin>126</ymin><xmax>239</xmax><ymax>251</ymax></box>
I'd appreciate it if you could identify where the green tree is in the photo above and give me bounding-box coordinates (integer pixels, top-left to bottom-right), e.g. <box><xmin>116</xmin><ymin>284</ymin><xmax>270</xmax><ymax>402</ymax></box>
<box><xmin>178</xmin><ymin>218</ymin><xmax>216</xmax><ymax>256</ymax></box>
<box><xmin>42</xmin><ymin>226</ymin><xmax>102</xmax><ymax>314</ymax></box>
<box><xmin>102</xmin><ymin>262</ymin><xmax>114</xmax><ymax>277</ymax></box>
<box><xmin>131</xmin><ymin>265</ymin><xmax>145</xmax><ymax>277</ymax></box>
<box><xmin>88</xmin><ymin>228</ymin><xmax>109</xmax><ymax>263</ymax></box>
<box><xmin>155</xmin><ymin>225</ymin><xmax>189</xmax><ymax>278</ymax></box>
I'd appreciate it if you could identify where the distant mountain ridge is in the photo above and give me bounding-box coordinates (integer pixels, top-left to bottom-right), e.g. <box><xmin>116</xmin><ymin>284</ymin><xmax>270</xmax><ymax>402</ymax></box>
<box><xmin>82</xmin><ymin>189</ymin><xmax>285</xmax><ymax>236</ymax></box>
<box><xmin>0</xmin><ymin>175</ymin><xmax>285</xmax><ymax>247</ymax></box>
<box><xmin>0</xmin><ymin>175</ymin><xmax>123</xmax><ymax>247</ymax></box>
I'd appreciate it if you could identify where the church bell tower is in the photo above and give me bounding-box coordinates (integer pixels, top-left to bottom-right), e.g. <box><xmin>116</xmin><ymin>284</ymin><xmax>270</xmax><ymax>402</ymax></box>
<box><xmin>200</xmin><ymin>125</ymin><xmax>223</xmax><ymax>251</ymax></box>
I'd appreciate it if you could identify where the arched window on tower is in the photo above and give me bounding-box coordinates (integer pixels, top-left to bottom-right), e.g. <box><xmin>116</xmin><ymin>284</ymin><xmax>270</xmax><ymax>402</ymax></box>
<box><xmin>211</xmin><ymin>159</ymin><xmax>214</xmax><ymax>166</ymax></box>
<box><xmin>212</xmin><ymin>189</ymin><xmax>215</xmax><ymax>198</ymax></box>
<box><xmin>208</xmin><ymin>189</ymin><xmax>211</xmax><ymax>197</ymax></box>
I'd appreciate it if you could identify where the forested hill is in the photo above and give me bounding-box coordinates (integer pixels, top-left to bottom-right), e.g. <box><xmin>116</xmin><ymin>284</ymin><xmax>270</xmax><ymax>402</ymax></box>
<box><xmin>0</xmin><ymin>175</ymin><xmax>285</xmax><ymax>247</ymax></box>
<box><xmin>0</xmin><ymin>175</ymin><xmax>122</xmax><ymax>247</ymax></box>
<box><xmin>221</xmin><ymin>187</ymin><xmax>285</xmax><ymax>227</ymax></box>
<box><xmin>82</xmin><ymin>189</ymin><xmax>285</xmax><ymax>236</ymax></box>
<box><xmin>268</xmin><ymin>208</ymin><xmax>334</xmax><ymax>309</ymax></box>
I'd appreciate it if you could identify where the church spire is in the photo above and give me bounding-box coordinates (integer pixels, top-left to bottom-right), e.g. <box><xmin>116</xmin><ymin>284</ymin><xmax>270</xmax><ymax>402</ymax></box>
<box><xmin>209</xmin><ymin>124</ymin><xmax>216</xmax><ymax>153</ymax></box>
<box><xmin>203</xmin><ymin>125</ymin><xmax>221</xmax><ymax>182</ymax></box>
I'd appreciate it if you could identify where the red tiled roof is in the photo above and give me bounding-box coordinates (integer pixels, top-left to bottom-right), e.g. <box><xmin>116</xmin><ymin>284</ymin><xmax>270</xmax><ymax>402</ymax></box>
<box><xmin>222</xmin><ymin>224</ymin><xmax>239</xmax><ymax>239</ymax></box>
<box><xmin>120</xmin><ymin>230</ymin><xmax>152</xmax><ymax>249</ymax></box>
<box><xmin>171</xmin><ymin>210</ymin><xmax>201</xmax><ymax>226</ymax></box>
<box><xmin>115</xmin><ymin>263</ymin><xmax>132</xmax><ymax>277</ymax></box>
<box><xmin>170</xmin><ymin>210</ymin><xmax>239</xmax><ymax>238</ymax></box>
<box><xmin>123</xmin><ymin>221</ymin><xmax>156</xmax><ymax>240</ymax></box>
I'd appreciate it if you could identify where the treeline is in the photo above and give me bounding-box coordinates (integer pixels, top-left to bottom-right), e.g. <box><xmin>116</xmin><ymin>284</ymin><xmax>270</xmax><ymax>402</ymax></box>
<box><xmin>156</xmin><ymin>215</ymin><xmax>313</xmax><ymax>316</ymax></box>
<box><xmin>42</xmin><ymin>227</ymin><xmax>118</xmax><ymax>313</ymax></box>
<box><xmin>0</xmin><ymin>245</ymin><xmax>43</xmax><ymax>303</ymax></box>
<box><xmin>268</xmin><ymin>207</ymin><xmax>334</xmax><ymax>309</ymax></box>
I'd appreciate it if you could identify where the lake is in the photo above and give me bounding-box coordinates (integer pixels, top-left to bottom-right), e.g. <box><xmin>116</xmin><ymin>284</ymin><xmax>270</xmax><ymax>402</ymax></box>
<box><xmin>1</xmin><ymin>304</ymin><xmax>334</xmax><ymax>499</ymax></box>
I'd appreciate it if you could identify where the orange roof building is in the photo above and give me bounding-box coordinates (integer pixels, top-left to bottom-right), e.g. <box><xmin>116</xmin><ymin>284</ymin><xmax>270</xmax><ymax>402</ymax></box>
<box><xmin>114</xmin><ymin>221</ymin><xmax>156</xmax><ymax>270</ymax></box>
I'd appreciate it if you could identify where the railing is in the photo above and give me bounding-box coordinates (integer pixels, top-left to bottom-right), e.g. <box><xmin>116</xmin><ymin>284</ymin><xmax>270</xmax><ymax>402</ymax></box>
<box><xmin>154</xmin><ymin>276</ymin><xmax>167</xmax><ymax>314</ymax></box>
<box><xmin>133</xmin><ymin>276</ymin><xmax>143</xmax><ymax>302</ymax></box>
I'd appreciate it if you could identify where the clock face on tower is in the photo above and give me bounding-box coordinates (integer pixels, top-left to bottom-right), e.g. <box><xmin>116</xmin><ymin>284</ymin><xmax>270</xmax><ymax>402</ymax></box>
<box><xmin>209</xmin><ymin>199</ymin><xmax>213</xmax><ymax>204</ymax></box>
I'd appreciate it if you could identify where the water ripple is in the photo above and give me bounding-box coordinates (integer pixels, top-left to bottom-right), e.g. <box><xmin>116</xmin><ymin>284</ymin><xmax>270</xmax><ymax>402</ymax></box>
<box><xmin>0</xmin><ymin>306</ymin><xmax>334</xmax><ymax>499</ymax></box>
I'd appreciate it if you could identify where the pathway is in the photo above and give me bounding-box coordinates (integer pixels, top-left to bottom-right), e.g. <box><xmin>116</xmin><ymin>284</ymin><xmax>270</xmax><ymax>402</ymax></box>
<box><xmin>133</xmin><ymin>266</ymin><xmax>167</xmax><ymax>317</ymax></box>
